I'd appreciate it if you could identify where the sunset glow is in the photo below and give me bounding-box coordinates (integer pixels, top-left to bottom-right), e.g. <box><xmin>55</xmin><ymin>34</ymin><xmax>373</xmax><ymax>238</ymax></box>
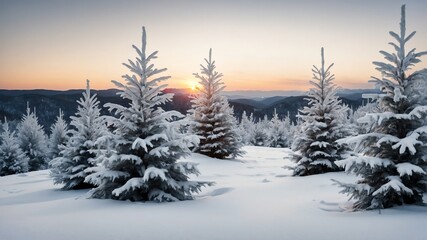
<box><xmin>0</xmin><ymin>0</ymin><xmax>426</xmax><ymax>91</ymax></box>
<box><xmin>187</xmin><ymin>80</ymin><xmax>199</xmax><ymax>91</ymax></box>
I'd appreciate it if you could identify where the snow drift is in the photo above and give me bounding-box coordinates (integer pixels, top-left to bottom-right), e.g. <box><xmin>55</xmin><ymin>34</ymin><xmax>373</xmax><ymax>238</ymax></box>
<box><xmin>0</xmin><ymin>146</ymin><xmax>426</xmax><ymax>240</ymax></box>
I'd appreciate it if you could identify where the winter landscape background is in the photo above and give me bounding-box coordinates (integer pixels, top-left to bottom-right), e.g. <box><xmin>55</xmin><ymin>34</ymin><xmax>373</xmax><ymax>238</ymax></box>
<box><xmin>1</xmin><ymin>0</ymin><xmax>427</xmax><ymax>240</ymax></box>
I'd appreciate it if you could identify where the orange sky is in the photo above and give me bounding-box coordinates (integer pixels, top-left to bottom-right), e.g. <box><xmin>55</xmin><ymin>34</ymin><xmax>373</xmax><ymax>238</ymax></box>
<box><xmin>1</xmin><ymin>0</ymin><xmax>426</xmax><ymax>91</ymax></box>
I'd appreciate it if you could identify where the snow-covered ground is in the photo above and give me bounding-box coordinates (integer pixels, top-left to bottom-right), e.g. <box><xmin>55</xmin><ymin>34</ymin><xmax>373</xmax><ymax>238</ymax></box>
<box><xmin>0</xmin><ymin>146</ymin><xmax>426</xmax><ymax>240</ymax></box>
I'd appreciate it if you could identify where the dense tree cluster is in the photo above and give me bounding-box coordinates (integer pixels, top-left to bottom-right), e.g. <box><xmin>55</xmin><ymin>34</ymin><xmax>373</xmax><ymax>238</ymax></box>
<box><xmin>236</xmin><ymin>110</ymin><xmax>296</xmax><ymax>148</ymax></box>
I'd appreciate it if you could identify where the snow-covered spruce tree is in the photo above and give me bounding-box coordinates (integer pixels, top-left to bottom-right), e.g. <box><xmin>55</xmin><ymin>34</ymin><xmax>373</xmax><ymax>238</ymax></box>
<box><xmin>48</xmin><ymin>109</ymin><xmax>69</xmax><ymax>159</ymax></box>
<box><xmin>237</xmin><ymin>111</ymin><xmax>255</xmax><ymax>145</ymax></box>
<box><xmin>189</xmin><ymin>49</ymin><xmax>244</xmax><ymax>159</ymax></box>
<box><xmin>85</xmin><ymin>27</ymin><xmax>211</xmax><ymax>202</ymax></box>
<box><xmin>251</xmin><ymin>115</ymin><xmax>271</xmax><ymax>147</ymax></box>
<box><xmin>290</xmin><ymin>48</ymin><xmax>352</xmax><ymax>176</ymax></box>
<box><xmin>50</xmin><ymin>80</ymin><xmax>109</xmax><ymax>190</ymax></box>
<box><xmin>0</xmin><ymin>118</ymin><xmax>29</xmax><ymax>176</ymax></box>
<box><xmin>335</xmin><ymin>5</ymin><xmax>427</xmax><ymax>210</ymax></box>
<box><xmin>17</xmin><ymin>106</ymin><xmax>49</xmax><ymax>171</ymax></box>
<box><xmin>269</xmin><ymin>109</ymin><xmax>287</xmax><ymax>148</ymax></box>
<box><xmin>282</xmin><ymin>113</ymin><xmax>296</xmax><ymax>147</ymax></box>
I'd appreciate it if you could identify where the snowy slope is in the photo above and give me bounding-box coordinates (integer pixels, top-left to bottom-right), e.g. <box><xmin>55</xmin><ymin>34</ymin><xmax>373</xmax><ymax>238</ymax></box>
<box><xmin>0</xmin><ymin>146</ymin><xmax>426</xmax><ymax>240</ymax></box>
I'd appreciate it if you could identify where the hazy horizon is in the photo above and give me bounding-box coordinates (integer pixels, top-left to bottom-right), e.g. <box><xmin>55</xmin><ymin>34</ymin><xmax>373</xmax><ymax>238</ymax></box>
<box><xmin>1</xmin><ymin>0</ymin><xmax>426</xmax><ymax>91</ymax></box>
<box><xmin>0</xmin><ymin>86</ymin><xmax>376</xmax><ymax>92</ymax></box>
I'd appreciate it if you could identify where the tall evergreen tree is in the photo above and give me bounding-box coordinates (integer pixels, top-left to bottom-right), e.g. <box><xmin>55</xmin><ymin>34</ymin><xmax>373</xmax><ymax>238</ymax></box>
<box><xmin>17</xmin><ymin>106</ymin><xmax>49</xmax><ymax>171</ymax></box>
<box><xmin>48</xmin><ymin>109</ymin><xmax>69</xmax><ymax>159</ymax></box>
<box><xmin>50</xmin><ymin>80</ymin><xmax>109</xmax><ymax>190</ymax></box>
<box><xmin>291</xmin><ymin>48</ymin><xmax>352</xmax><ymax>176</ymax></box>
<box><xmin>189</xmin><ymin>49</ymin><xmax>244</xmax><ymax>159</ymax></box>
<box><xmin>85</xmin><ymin>27</ymin><xmax>211</xmax><ymax>202</ymax></box>
<box><xmin>335</xmin><ymin>5</ymin><xmax>427</xmax><ymax>210</ymax></box>
<box><xmin>0</xmin><ymin>118</ymin><xmax>29</xmax><ymax>176</ymax></box>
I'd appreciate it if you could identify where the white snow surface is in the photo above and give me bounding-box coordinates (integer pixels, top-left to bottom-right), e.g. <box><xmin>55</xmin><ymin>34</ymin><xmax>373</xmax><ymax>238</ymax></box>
<box><xmin>0</xmin><ymin>146</ymin><xmax>426</xmax><ymax>240</ymax></box>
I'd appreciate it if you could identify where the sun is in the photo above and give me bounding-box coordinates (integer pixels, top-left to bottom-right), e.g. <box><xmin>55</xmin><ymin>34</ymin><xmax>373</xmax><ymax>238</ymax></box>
<box><xmin>188</xmin><ymin>80</ymin><xmax>199</xmax><ymax>91</ymax></box>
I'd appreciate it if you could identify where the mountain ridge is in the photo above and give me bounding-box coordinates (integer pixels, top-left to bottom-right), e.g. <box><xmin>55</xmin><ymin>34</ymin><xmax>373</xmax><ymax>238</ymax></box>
<box><xmin>0</xmin><ymin>88</ymin><xmax>375</xmax><ymax>129</ymax></box>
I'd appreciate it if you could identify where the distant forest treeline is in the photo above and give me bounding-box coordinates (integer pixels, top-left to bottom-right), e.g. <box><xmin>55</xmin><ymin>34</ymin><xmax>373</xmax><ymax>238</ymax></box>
<box><xmin>0</xmin><ymin>88</ymin><xmax>375</xmax><ymax>130</ymax></box>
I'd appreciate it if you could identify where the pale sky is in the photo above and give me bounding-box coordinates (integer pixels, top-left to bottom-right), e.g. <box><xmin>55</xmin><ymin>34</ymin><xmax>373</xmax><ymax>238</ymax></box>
<box><xmin>0</xmin><ymin>0</ymin><xmax>426</xmax><ymax>91</ymax></box>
